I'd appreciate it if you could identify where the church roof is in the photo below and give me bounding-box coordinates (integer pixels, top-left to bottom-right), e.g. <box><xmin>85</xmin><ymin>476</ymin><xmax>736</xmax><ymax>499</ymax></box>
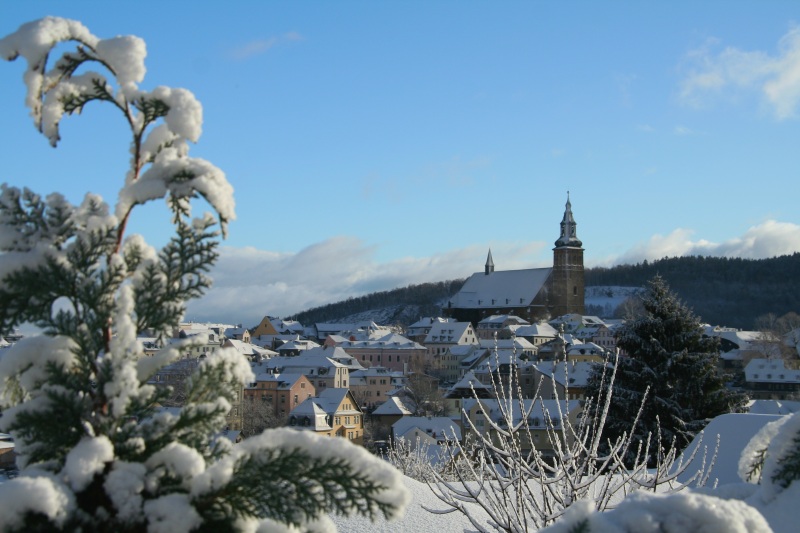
<box><xmin>448</xmin><ymin>267</ymin><xmax>552</xmax><ymax>309</ymax></box>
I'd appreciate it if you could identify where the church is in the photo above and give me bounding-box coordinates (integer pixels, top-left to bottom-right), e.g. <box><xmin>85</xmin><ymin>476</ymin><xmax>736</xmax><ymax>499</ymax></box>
<box><xmin>444</xmin><ymin>194</ymin><xmax>585</xmax><ymax>325</ymax></box>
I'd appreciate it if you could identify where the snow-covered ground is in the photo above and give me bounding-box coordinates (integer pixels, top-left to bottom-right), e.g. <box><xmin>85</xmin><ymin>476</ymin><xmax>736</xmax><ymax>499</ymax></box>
<box><xmin>334</xmin><ymin>409</ymin><xmax>799</xmax><ymax>533</ymax></box>
<box><xmin>3</xmin><ymin>409</ymin><xmax>798</xmax><ymax>531</ymax></box>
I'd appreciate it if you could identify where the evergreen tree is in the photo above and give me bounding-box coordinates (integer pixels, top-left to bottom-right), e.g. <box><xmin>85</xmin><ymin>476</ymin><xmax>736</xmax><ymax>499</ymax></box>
<box><xmin>587</xmin><ymin>275</ymin><xmax>747</xmax><ymax>461</ymax></box>
<box><xmin>0</xmin><ymin>17</ymin><xmax>407</xmax><ymax>531</ymax></box>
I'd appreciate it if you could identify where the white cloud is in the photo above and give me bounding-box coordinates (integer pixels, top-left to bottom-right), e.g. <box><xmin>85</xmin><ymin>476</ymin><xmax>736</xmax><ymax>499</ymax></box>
<box><xmin>187</xmin><ymin>221</ymin><xmax>800</xmax><ymax>326</ymax></box>
<box><xmin>229</xmin><ymin>32</ymin><xmax>304</xmax><ymax>61</ymax></box>
<box><xmin>187</xmin><ymin>237</ymin><xmax>547</xmax><ymax>326</ymax></box>
<box><xmin>679</xmin><ymin>26</ymin><xmax>800</xmax><ymax>119</ymax></box>
<box><xmin>614</xmin><ymin>220</ymin><xmax>800</xmax><ymax>265</ymax></box>
<box><xmin>674</xmin><ymin>125</ymin><xmax>696</xmax><ymax>136</ymax></box>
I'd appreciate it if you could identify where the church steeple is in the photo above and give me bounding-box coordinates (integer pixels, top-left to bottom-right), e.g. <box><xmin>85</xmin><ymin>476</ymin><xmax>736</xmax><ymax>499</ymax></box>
<box><xmin>551</xmin><ymin>192</ymin><xmax>585</xmax><ymax>318</ymax></box>
<box><xmin>485</xmin><ymin>248</ymin><xmax>495</xmax><ymax>275</ymax></box>
<box><xmin>555</xmin><ymin>191</ymin><xmax>582</xmax><ymax>248</ymax></box>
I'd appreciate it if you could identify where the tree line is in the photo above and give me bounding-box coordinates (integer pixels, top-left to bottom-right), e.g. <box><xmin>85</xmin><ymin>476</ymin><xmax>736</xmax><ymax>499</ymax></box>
<box><xmin>586</xmin><ymin>253</ymin><xmax>800</xmax><ymax>329</ymax></box>
<box><xmin>293</xmin><ymin>279</ymin><xmax>466</xmax><ymax>327</ymax></box>
<box><xmin>292</xmin><ymin>254</ymin><xmax>800</xmax><ymax>330</ymax></box>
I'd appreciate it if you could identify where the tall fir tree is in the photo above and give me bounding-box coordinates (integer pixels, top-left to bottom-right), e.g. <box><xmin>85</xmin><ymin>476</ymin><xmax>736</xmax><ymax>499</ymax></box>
<box><xmin>0</xmin><ymin>17</ymin><xmax>408</xmax><ymax>532</ymax></box>
<box><xmin>587</xmin><ymin>275</ymin><xmax>747</xmax><ymax>462</ymax></box>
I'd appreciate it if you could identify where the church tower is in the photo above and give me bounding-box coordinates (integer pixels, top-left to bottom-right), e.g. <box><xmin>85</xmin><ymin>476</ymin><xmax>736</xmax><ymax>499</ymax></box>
<box><xmin>550</xmin><ymin>192</ymin><xmax>585</xmax><ymax>318</ymax></box>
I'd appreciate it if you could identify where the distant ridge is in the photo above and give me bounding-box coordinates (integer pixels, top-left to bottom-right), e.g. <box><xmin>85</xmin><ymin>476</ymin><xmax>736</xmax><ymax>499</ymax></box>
<box><xmin>289</xmin><ymin>254</ymin><xmax>800</xmax><ymax>330</ymax></box>
<box><xmin>293</xmin><ymin>280</ymin><xmax>466</xmax><ymax>328</ymax></box>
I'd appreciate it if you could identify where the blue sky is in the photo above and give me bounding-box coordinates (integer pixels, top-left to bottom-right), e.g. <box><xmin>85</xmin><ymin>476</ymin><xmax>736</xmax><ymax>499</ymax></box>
<box><xmin>2</xmin><ymin>2</ymin><xmax>800</xmax><ymax>326</ymax></box>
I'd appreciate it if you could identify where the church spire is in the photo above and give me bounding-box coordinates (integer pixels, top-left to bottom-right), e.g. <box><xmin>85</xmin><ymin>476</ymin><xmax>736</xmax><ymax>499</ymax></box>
<box><xmin>485</xmin><ymin>248</ymin><xmax>495</xmax><ymax>275</ymax></box>
<box><xmin>555</xmin><ymin>191</ymin><xmax>582</xmax><ymax>248</ymax></box>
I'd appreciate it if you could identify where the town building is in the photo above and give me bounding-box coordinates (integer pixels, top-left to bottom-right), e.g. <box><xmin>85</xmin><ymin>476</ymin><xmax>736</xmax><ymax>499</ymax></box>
<box><xmin>444</xmin><ymin>194</ymin><xmax>585</xmax><ymax>325</ymax></box>
<box><xmin>288</xmin><ymin>388</ymin><xmax>365</xmax><ymax>444</ymax></box>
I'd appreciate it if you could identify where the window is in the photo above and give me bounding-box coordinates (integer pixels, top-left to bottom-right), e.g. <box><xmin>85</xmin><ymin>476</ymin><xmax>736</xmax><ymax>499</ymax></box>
<box><xmin>300</xmin><ymin>382</ymin><xmax>305</xmax><ymax>389</ymax></box>
<box><xmin>293</xmin><ymin>394</ymin><xmax>298</xmax><ymax>404</ymax></box>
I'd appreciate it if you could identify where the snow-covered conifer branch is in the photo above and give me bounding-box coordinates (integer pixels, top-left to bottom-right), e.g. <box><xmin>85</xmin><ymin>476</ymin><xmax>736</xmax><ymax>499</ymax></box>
<box><xmin>0</xmin><ymin>17</ymin><xmax>408</xmax><ymax>531</ymax></box>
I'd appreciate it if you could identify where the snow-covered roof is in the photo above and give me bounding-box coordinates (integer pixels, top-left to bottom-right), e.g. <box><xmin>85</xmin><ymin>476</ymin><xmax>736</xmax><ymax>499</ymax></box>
<box><xmin>265</xmin><ymin>346</ymin><xmax>361</xmax><ymax>374</ymax></box>
<box><xmin>452</xmin><ymin>370</ymin><xmax>492</xmax><ymax>391</ymax></box>
<box><xmin>372</xmin><ymin>396</ymin><xmax>413</xmax><ymax>416</ymax></box>
<box><xmin>566</xmin><ymin>342</ymin><xmax>607</xmax><ymax>357</ymax></box>
<box><xmin>424</xmin><ymin>321</ymin><xmax>474</xmax><ymax>344</ymax></box>
<box><xmin>448</xmin><ymin>267</ymin><xmax>552</xmax><ymax>309</ymax></box>
<box><xmin>512</xmin><ymin>322</ymin><xmax>558</xmax><ymax>338</ymax></box>
<box><xmin>744</xmin><ymin>358</ymin><xmax>800</xmax><ymax>383</ymax></box>
<box><xmin>392</xmin><ymin>416</ymin><xmax>462</xmax><ymax>442</ymax></box>
<box><xmin>477</xmin><ymin>314</ymin><xmax>529</xmax><ymax>326</ymax></box>
<box><xmin>479</xmin><ymin>337</ymin><xmax>535</xmax><ymax>350</ymax></box>
<box><xmin>333</xmin><ymin>332</ymin><xmax>424</xmax><ymax>350</ymax></box>
<box><xmin>289</xmin><ymin>401</ymin><xmax>332</xmax><ymax>431</ymax></box>
<box><xmin>248</xmin><ymin>372</ymin><xmax>307</xmax><ymax>390</ymax></box>
<box><xmin>534</xmin><ymin>361</ymin><xmax>595</xmax><ymax>388</ymax></box>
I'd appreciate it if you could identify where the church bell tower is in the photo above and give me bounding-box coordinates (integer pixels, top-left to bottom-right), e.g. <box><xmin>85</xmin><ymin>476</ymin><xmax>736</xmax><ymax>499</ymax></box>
<box><xmin>551</xmin><ymin>192</ymin><xmax>585</xmax><ymax>317</ymax></box>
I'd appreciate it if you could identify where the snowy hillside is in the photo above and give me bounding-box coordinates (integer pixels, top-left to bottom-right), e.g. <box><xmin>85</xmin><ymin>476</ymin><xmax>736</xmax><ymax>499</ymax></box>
<box><xmin>333</xmin><ymin>410</ymin><xmax>800</xmax><ymax>533</ymax></box>
<box><xmin>584</xmin><ymin>285</ymin><xmax>643</xmax><ymax>318</ymax></box>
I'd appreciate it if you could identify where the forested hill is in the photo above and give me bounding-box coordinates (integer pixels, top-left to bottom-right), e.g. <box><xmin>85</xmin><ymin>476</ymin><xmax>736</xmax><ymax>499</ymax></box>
<box><xmin>291</xmin><ymin>254</ymin><xmax>800</xmax><ymax>330</ymax></box>
<box><xmin>293</xmin><ymin>280</ymin><xmax>466</xmax><ymax>327</ymax></box>
<box><xmin>585</xmin><ymin>253</ymin><xmax>800</xmax><ymax>329</ymax></box>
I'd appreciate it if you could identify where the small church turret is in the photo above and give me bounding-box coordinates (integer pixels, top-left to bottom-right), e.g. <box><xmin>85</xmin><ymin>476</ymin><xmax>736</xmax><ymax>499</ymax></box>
<box><xmin>551</xmin><ymin>192</ymin><xmax>585</xmax><ymax>317</ymax></box>
<box><xmin>485</xmin><ymin>248</ymin><xmax>495</xmax><ymax>275</ymax></box>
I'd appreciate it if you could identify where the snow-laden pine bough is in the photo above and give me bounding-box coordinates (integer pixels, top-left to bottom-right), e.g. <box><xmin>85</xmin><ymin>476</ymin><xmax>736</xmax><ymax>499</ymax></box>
<box><xmin>420</xmin><ymin>345</ymin><xmax>720</xmax><ymax>532</ymax></box>
<box><xmin>0</xmin><ymin>17</ymin><xmax>409</xmax><ymax>532</ymax></box>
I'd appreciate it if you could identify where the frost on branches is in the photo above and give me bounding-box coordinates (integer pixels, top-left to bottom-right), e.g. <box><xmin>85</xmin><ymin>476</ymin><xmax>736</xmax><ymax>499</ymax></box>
<box><xmin>422</xmin><ymin>348</ymin><xmax>720</xmax><ymax>532</ymax></box>
<box><xmin>0</xmin><ymin>17</ymin><xmax>408</xmax><ymax>532</ymax></box>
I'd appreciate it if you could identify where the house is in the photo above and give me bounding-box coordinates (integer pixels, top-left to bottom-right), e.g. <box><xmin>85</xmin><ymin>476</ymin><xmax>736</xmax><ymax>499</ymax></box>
<box><xmin>744</xmin><ymin>358</ymin><xmax>800</xmax><ymax>400</ymax></box>
<box><xmin>270</xmin><ymin>318</ymin><xmax>305</xmax><ymax>336</ymax></box>
<box><xmin>224</xmin><ymin>326</ymin><xmax>251</xmax><ymax>343</ymax></box>
<box><xmin>275</xmin><ymin>336</ymin><xmax>320</xmax><ymax>356</ymax></box>
<box><xmin>478</xmin><ymin>337</ymin><xmax>537</xmax><ymax>359</ymax></box>
<box><xmin>327</xmin><ymin>332</ymin><xmax>426</xmax><ymax>374</ymax></box>
<box><xmin>434</xmin><ymin>344</ymin><xmax>483</xmax><ymax>384</ymax></box>
<box><xmin>565</xmin><ymin>342</ymin><xmax>608</xmax><ymax>363</ymax></box>
<box><xmin>391</xmin><ymin>416</ymin><xmax>462</xmax><ymax>447</ymax></box>
<box><xmin>406</xmin><ymin>317</ymin><xmax>456</xmax><ymax>343</ymax></box>
<box><xmin>531</xmin><ymin>360</ymin><xmax>595</xmax><ymax>401</ymax></box>
<box><xmin>243</xmin><ymin>370</ymin><xmax>315</xmax><ymax>422</ymax></box>
<box><xmin>462</xmin><ymin>398</ymin><xmax>583</xmax><ymax>458</ymax></box>
<box><xmin>306</xmin><ymin>321</ymin><xmax>385</xmax><ymax>343</ymax></box>
<box><xmin>475</xmin><ymin>315</ymin><xmax>530</xmax><ymax>340</ymax></box>
<box><xmin>150</xmin><ymin>356</ymin><xmax>244</xmax><ymax>431</ymax></box>
<box><xmin>349</xmin><ymin>366</ymin><xmax>406</xmax><ymax>410</ymax></box>
<box><xmin>263</xmin><ymin>346</ymin><xmax>362</xmax><ymax>390</ymax></box>
<box><xmin>370</xmin><ymin>396</ymin><xmax>414</xmax><ymax>439</ymax></box>
<box><xmin>0</xmin><ymin>432</ymin><xmax>15</xmax><ymax>470</ymax></box>
<box><xmin>168</xmin><ymin>323</ymin><xmax>226</xmax><ymax>358</ymax></box>
<box><xmin>222</xmin><ymin>338</ymin><xmax>274</xmax><ymax>361</ymax></box>
<box><xmin>252</xmin><ymin>316</ymin><xmax>280</xmax><ymax>338</ymax></box>
<box><xmin>423</xmin><ymin>320</ymin><xmax>478</xmax><ymax>356</ymax></box>
<box><xmin>590</xmin><ymin>323</ymin><xmax>620</xmax><ymax>353</ymax></box>
<box><xmin>511</xmin><ymin>321</ymin><xmax>558</xmax><ymax>347</ymax></box>
<box><xmin>444</xmin><ymin>194</ymin><xmax>585</xmax><ymax>325</ymax></box>
<box><xmin>288</xmin><ymin>388</ymin><xmax>365</xmax><ymax>444</ymax></box>
<box><xmin>443</xmin><ymin>370</ymin><xmax>495</xmax><ymax>419</ymax></box>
